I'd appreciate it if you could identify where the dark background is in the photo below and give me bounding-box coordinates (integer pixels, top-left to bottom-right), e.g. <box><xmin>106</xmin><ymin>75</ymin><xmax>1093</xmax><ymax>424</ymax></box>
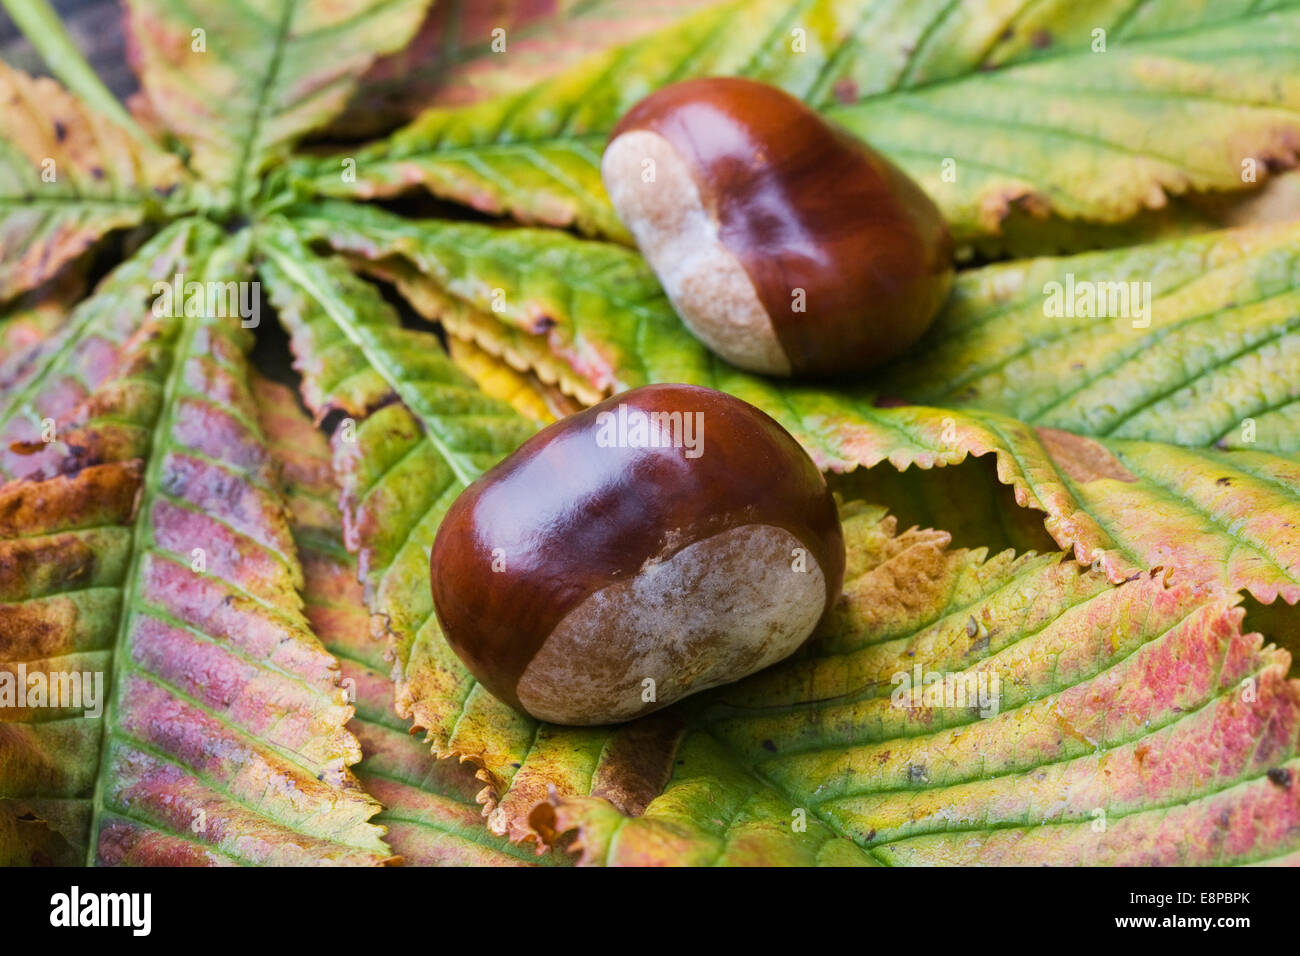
<box><xmin>0</xmin><ymin>0</ymin><xmax>135</xmax><ymax>96</ymax></box>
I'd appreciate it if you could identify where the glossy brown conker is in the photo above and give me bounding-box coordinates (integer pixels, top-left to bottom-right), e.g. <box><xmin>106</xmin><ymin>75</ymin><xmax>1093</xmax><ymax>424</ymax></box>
<box><xmin>430</xmin><ymin>383</ymin><xmax>844</xmax><ymax>725</ymax></box>
<box><xmin>602</xmin><ymin>77</ymin><xmax>953</xmax><ymax>377</ymax></box>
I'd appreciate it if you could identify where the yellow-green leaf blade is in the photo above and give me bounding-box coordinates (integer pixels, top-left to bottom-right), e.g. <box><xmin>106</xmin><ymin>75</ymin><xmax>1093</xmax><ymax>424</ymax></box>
<box><xmin>255</xmin><ymin>220</ymin><xmax>539</xmax><ymax>819</ymax></box>
<box><xmin>327</xmin><ymin>0</ymin><xmax>723</xmax><ymax>139</ymax></box>
<box><xmin>252</xmin><ymin>375</ymin><xmax>564</xmax><ymax>865</ymax></box>
<box><xmin>553</xmin><ymin>504</ymin><xmax>1300</xmax><ymax>866</ymax></box>
<box><xmin>286</xmin><ymin>203</ymin><xmax>1300</xmax><ymax>606</ymax></box>
<box><xmin>878</xmin><ymin>222</ymin><xmax>1300</xmax><ymax>453</ymax></box>
<box><xmin>123</xmin><ymin>0</ymin><xmax>433</xmax><ymax>207</ymax></box>
<box><xmin>0</xmin><ymin>61</ymin><xmax>187</xmax><ymax>302</ymax></box>
<box><xmin>289</xmin><ymin>0</ymin><xmax>1300</xmax><ymax>246</ymax></box>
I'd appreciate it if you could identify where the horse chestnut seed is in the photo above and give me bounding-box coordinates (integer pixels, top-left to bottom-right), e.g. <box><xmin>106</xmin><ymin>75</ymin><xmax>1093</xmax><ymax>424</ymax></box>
<box><xmin>430</xmin><ymin>383</ymin><xmax>844</xmax><ymax>725</ymax></box>
<box><xmin>602</xmin><ymin>77</ymin><xmax>953</xmax><ymax>377</ymax></box>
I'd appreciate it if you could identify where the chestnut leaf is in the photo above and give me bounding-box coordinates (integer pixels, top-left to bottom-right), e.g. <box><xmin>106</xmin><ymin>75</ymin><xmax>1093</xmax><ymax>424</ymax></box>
<box><xmin>287</xmin><ymin>0</ymin><xmax>1300</xmax><ymax>251</ymax></box>
<box><xmin>4</xmin><ymin>0</ymin><xmax>1297</xmax><ymax>868</ymax></box>
<box><xmin>325</xmin><ymin>0</ymin><xmax>719</xmax><ymax>140</ymax></box>
<box><xmin>0</xmin><ymin>60</ymin><xmax>188</xmax><ymax>303</ymax></box>
<box><xmin>443</xmin><ymin>335</ymin><xmax>577</xmax><ymax>425</ymax></box>
<box><xmin>0</xmin><ymin>282</ymin><xmax>78</xmax><ymax>371</ymax></box>
<box><xmin>264</xmin><ymin>205</ymin><xmax>1300</xmax><ymax>861</ymax></box>
<box><xmin>252</xmin><ymin>375</ymin><xmax>565</xmax><ymax>866</ymax></box>
<box><xmin>0</xmin><ymin>221</ymin><xmax>391</xmax><ymax>865</ymax></box>
<box><xmin>247</xmin><ymin>339</ymin><xmax>1300</xmax><ymax>865</ymax></box>
<box><xmin>287</xmin><ymin>201</ymin><xmax>1300</xmax><ymax>608</ymax></box>
<box><xmin>543</xmin><ymin>503</ymin><xmax>1300</xmax><ymax>866</ymax></box>
<box><xmin>877</xmin><ymin>221</ymin><xmax>1300</xmax><ymax>451</ymax></box>
<box><xmin>120</xmin><ymin>0</ymin><xmax>432</xmax><ymax>209</ymax></box>
<box><xmin>0</xmin><ymin>223</ymin><xmax>216</xmax><ymax>482</ymax></box>
<box><xmin>255</xmin><ymin>219</ymin><xmax>538</xmax><ymax>761</ymax></box>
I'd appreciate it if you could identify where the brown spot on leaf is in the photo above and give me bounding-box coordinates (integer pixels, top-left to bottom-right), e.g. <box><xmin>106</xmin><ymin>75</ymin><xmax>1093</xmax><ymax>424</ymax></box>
<box><xmin>0</xmin><ymin>595</ymin><xmax>89</xmax><ymax>660</ymax></box>
<box><xmin>589</xmin><ymin>711</ymin><xmax>686</xmax><ymax>817</ymax></box>
<box><xmin>0</xmin><ymin>461</ymin><xmax>141</xmax><ymax>537</ymax></box>
<box><xmin>1036</xmin><ymin>427</ymin><xmax>1137</xmax><ymax>483</ymax></box>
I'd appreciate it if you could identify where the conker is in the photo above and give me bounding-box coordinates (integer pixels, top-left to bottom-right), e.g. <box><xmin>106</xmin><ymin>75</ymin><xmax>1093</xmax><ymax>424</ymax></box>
<box><xmin>430</xmin><ymin>383</ymin><xmax>844</xmax><ymax>725</ymax></box>
<box><xmin>602</xmin><ymin>77</ymin><xmax>953</xmax><ymax>377</ymax></box>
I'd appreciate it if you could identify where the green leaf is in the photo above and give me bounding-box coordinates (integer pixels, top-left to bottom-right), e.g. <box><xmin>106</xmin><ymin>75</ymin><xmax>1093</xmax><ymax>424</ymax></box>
<box><xmin>878</xmin><ymin>222</ymin><xmax>1300</xmax><ymax>452</ymax></box>
<box><xmin>255</xmin><ymin>218</ymin><xmax>536</xmax><ymax>778</ymax></box>
<box><xmin>290</xmin><ymin>0</ymin><xmax>1300</xmax><ymax>248</ymax></box>
<box><xmin>344</xmin><ymin>251</ymin><xmax>607</xmax><ymax>408</ymax></box>
<box><xmin>539</xmin><ymin>728</ymin><xmax>880</xmax><ymax>866</ymax></box>
<box><xmin>287</xmin><ymin>201</ymin><xmax>1300</xmax><ymax>608</ymax></box>
<box><xmin>252</xmin><ymin>374</ymin><xmax>563</xmax><ymax>865</ymax></box>
<box><xmin>122</xmin><ymin>0</ymin><xmax>433</xmax><ymax>209</ymax></box>
<box><xmin>543</xmin><ymin>503</ymin><xmax>1300</xmax><ymax>866</ymax></box>
<box><xmin>0</xmin><ymin>61</ymin><xmax>187</xmax><ymax>303</ymax></box>
<box><xmin>0</xmin><ymin>220</ymin><xmax>390</xmax><ymax>864</ymax></box>
<box><xmin>326</xmin><ymin>0</ymin><xmax>723</xmax><ymax>139</ymax></box>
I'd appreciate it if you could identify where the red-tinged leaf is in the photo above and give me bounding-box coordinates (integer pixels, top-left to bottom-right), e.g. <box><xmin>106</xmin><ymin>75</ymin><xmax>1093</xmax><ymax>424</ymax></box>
<box><xmin>286</xmin><ymin>203</ymin><xmax>1300</xmax><ymax>609</ymax></box>
<box><xmin>288</xmin><ymin>0</ymin><xmax>1300</xmax><ymax>251</ymax></box>
<box><xmin>326</xmin><ymin>0</ymin><xmax>723</xmax><ymax>138</ymax></box>
<box><xmin>0</xmin><ymin>222</ymin><xmax>391</xmax><ymax>864</ymax></box>
<box><xmin>122</xmin><ymin>0</ymin><xmax>433</xmax><ymax>207</ymax></box>
<box><xmin>0</xmin><ymin>60</ymin><xmax>186</xmax><ymax>303</ymax></box>
<box><xmin>537</xmin><ymin>505</ymin><xmax>1300</xmax><ymax>866</ymax></box>
<box><xmin>251</xmin><ymin>374</ymin><xmax>565</xmax><ymax>865</ymax></box>
<box><xmin>0</xmin><ymin>278</ymin><xmax>84</xmax><ymax>387</ymax></box>
<box><xmin>0</xmin><ymin>222</ymin><xmax>203</xmax><ymax>480</ymax></box>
